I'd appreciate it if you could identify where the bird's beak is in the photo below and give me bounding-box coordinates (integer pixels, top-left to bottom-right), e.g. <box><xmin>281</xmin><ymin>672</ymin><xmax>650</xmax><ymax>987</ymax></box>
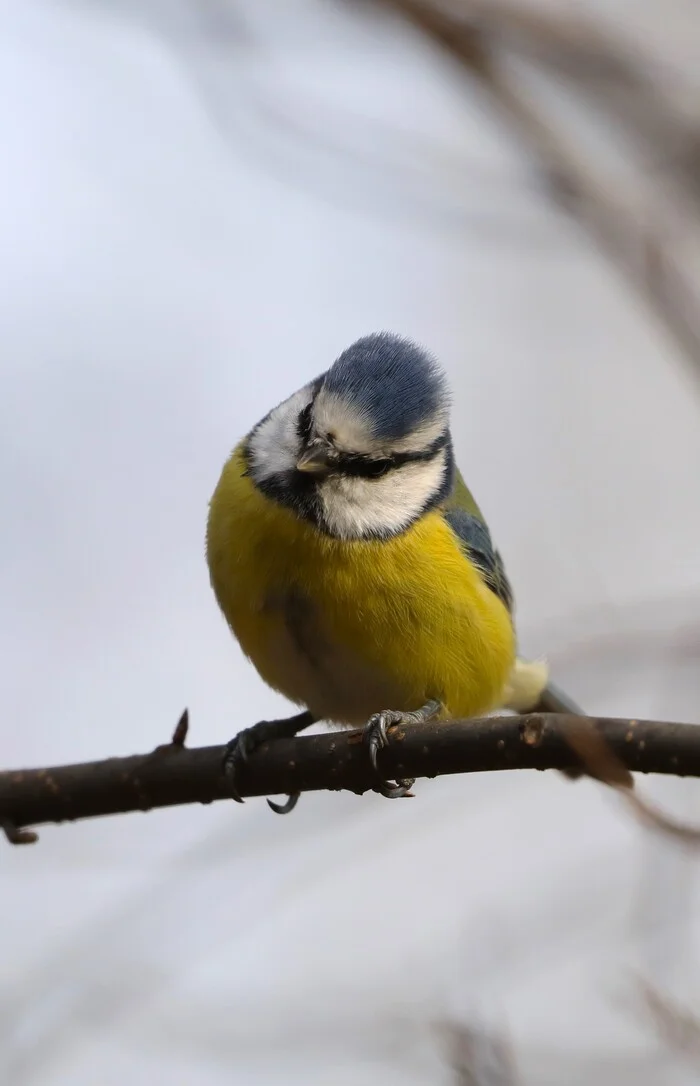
<box><xmin>296</xmin><ymin>442</ymin><xmax>333</xmax><ymax>475</ymax></box>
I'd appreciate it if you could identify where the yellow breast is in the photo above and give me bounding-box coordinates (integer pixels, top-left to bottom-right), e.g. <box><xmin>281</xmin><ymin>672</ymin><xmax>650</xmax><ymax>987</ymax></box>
<box><xmin>206</xmin><ymin>446</ymin><xmax>515</xmax><ymax>726</ymax></box>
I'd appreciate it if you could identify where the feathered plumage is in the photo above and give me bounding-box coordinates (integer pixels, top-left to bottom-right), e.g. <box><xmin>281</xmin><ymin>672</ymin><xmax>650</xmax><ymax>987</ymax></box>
<box><xmin>207</xmin><ymin>333</ymin><xmax>551</xmax><ymax>808</ymax></box>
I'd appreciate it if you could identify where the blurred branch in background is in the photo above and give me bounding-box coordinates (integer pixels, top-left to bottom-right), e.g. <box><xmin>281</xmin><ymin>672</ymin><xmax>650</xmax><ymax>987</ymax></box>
<box><xmin>438</xmin><ymin>1018</ymin><xmax>518</xmax><ymax>1084</ymax></box>
<box><xmin>4</xmin><ymin>710</ymin><xmax>700</xmax><ymax>843</ymax></box>
<box><xmin>640</xmin><ymin>979</ymin><xmax>700</xmax><ymax>1070</ymax></box>
<box><xmin>147</xmin><ymin>3</ymin><xmax>562</xmax><ymax>247</ymax></box>
<box><xmin>371</xmin><ymin>0</ymin><xmax>700</xmax><ymax>384</ymax></box>
<box><xmin>447</xmin><ymin>0</ymin><xmax>700</xmax><ymax>178</ymax></box>
<box><xmin>139</xmin><ymin>0</ymin><xmax>700</xmax><ymax>340</ymax></box>
<box><xmin>374</xmin><ymin>0</ymin><xmax>699</xmax><ymax>155</ymax></box>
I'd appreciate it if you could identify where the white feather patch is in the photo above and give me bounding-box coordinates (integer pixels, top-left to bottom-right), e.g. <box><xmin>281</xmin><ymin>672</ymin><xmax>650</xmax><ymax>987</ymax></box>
<box><xmin>389</xmin><ymin>411</ymin><xmax>449</xmax><ymax>454</ymax></box>
<box><xmin>501</xmin><ymin>658</ymin><xmax>549</xmax><ymax>712</ymax></box>
<box><xmin>312</xmin><ymin>391</ymin><xmax>374</xmax><ymax>453</ymax></box>
<box><xmin>247</xmin><ymin>386</ymin><xmax>311</xmax><ymax>480</ymax></box>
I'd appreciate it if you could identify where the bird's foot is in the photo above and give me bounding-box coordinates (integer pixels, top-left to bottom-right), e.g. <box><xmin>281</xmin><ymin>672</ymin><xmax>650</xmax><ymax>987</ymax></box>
<box><xmin>364</xmin><ymin>699</ymin><xmax>441</xmax><ymax>799</ymax></box>
<box><xmin>222</xmin><ymin>710</ymin><xmax>315</xmax><ymax>814</ymax></box>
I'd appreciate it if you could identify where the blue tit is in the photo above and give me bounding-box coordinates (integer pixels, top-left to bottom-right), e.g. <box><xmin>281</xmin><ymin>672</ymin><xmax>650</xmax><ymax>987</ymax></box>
<box><xmin>206</xmin><ymin>332</ymin><xmax>564</xmax><ymax>813</ymax></box>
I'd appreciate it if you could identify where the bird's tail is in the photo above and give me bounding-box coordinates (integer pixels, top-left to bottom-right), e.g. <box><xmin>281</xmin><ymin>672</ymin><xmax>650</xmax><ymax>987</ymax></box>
<box><xmin>501</xmin><ymin>656</ymin><xmax>549</xmax><ymax>713</ymax></box>
<box><xmin>501</xmin><ymin>657</ymin><xmax>584</xmax><ymax>716</ymax></box>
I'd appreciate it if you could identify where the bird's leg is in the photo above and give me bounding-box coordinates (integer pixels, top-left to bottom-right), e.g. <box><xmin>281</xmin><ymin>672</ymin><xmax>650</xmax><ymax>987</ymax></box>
<box><xmin>364</xmin><ymin>699</ymin><xmax>441</xmax><ymax>799</ymax></box>
<box><xmin>223</xmin><ymin>710</ymin><xmax>316</xmax><ymax>814</ymax></box>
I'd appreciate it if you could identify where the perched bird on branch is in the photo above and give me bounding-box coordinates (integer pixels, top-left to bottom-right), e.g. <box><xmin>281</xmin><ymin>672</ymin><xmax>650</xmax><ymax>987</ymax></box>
<box><xmin>206</xmin><ymin>332</ymin><xmax>570</xmax><ymax>813</ymax></box>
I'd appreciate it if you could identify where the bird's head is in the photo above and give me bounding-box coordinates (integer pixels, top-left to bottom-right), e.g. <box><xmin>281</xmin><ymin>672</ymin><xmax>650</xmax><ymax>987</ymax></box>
<box><xmin>246</xmin><ymin>332</ymin><xmax>454</xmax><ymax>539</ymax></box>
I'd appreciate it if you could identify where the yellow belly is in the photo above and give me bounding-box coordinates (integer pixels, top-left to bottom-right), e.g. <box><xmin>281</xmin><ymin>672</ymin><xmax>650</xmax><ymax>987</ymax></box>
<box><xmin>206</xmin><ymin>447</ymin><xmax>516</xmax><ymax>726</ymax></box>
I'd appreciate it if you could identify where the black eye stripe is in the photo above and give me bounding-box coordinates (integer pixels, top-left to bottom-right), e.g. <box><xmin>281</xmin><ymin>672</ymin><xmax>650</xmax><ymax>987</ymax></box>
<box><xmin>297</xmin><ymin>400</ymin><xmax>313</xmax><ymax>441</ymax></box>
<box><xmin>334</xmin><ymin>433</ymin><xmax>447</xmax><ymax>478</ymax></box>
<box><xmin>336</xmin><ymin>455</ymin><xmax>394</xmax><ymax>478</ymax></box>
<box><xmin>293</xmin><ymin>403</ymin><xmax>447</xmax><ymax>480</ymax></box>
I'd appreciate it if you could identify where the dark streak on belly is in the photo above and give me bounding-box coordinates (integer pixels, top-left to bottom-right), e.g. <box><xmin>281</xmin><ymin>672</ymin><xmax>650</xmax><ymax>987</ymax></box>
<box><xmin>282</xmin><ymin>587</ymin><xmax>325</xmax><ymax>670</ymax></box>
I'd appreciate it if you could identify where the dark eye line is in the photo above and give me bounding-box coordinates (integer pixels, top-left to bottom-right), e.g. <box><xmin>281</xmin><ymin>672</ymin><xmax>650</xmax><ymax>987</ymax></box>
<box><xmin>292</xmin><ymin>423</ymin><xmax>447</xmax><ymax>480</ymax></box>
<box><xmin>334</xmin><ymin>452</ymin><xmax>395</xmax><ymax>478</ymax></box>
<box><xmin>297</xmin><ymin>400</ymin><xmax>313</xmax><ymax>442</ymax></box>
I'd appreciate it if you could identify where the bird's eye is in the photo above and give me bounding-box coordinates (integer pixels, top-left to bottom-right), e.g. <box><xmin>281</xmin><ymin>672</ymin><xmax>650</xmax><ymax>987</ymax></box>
<box><xmin>365</xmin><ymin>458</ymin><xmax>393</xmax><ymax>478</ymax></box>
<box><xmin>297</xmin><ymin>400</ymin><xmax>313</xmax><ymax>441</ymax></box>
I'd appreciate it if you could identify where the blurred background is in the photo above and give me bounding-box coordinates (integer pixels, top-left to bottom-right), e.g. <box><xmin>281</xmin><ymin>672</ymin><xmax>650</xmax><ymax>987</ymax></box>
<box><xmin>2</xmin><ymin>0</ymin><xmax>700</xmax><ymax>1082</ymax></box>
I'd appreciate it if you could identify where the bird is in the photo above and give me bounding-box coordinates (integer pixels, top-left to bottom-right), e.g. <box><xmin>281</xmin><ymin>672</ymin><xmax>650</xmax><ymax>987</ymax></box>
<box><xmin>206</xmin><ymin>331</ymin><xmax>580</xmax><ymax>813</ymax></box>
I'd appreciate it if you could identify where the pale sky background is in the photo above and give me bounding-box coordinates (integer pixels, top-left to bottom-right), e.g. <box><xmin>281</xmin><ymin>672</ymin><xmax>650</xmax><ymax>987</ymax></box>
<box><xmin>2</xmin><ymin>1</ymin><xmax>700</xmax><ymax>1083</ymax></box>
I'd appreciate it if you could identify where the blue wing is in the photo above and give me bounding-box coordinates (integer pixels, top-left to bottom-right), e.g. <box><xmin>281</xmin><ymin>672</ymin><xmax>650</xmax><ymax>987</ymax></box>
<box><xmin>443</xmin><ymin>469</ymin><xmax>514</xmax><ymax>614</ymax></box>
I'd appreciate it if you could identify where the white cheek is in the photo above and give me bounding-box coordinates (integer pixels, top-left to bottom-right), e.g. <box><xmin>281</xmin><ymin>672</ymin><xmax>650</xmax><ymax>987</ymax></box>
<box><xmin>248</xmin><ymin>387</ymin><xmax>310</xmax><ymax>479</ymax></box>
<box><xmin>319</xmin><ymin>451</ymin><xmax>448</xmax><ymax>539</ymax></box>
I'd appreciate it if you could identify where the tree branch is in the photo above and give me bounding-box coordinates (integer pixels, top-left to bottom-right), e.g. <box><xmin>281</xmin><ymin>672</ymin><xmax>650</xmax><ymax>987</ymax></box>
<box><xmin>1</xmin><ymin>712</ymin><xmax>700</xmax><ymax>842</ymax></box>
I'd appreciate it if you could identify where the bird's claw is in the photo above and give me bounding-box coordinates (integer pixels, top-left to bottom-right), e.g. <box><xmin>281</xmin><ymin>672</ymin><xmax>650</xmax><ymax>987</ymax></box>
<box><xmin>364</xmin><ymin>710</ymin><xmax>415</xmax><ymax>800</ymax></box>
<box><xmin>222</xmin><ymin>723</ymin><xmax>299</xmax><ymax>814</ymax></box>
<box><xmin>267</xmin><ymin>793</ymin><xmax>300</xmax><ymax>815</ymax></box>
<box><xmin>374</xmin><ymin>778</ymin><xmax>415</xmax><ymax>800</ymax></box>
<box><xmin>222</xmin><ymin>728</ymin><xmax>256</xmax><ymax>803</ymax></box>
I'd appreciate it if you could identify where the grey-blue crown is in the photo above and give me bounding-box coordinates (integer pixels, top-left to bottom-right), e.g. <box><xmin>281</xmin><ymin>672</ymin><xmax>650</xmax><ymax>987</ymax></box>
<box><xmin>322</xmin><ymin>332</ymin><xmax>449</xmax><ymax>440</ymax></box>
